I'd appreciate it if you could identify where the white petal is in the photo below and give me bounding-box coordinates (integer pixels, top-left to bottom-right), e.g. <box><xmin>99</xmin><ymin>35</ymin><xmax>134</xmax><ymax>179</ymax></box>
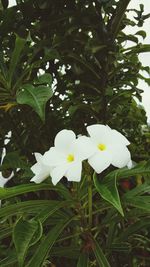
<box><xmin>111</xmin><ymin>129</ymin><xmax>130</xmax><ymax>146</ymax></box>
<box><xmin>111</xmin><ymin>145</ymin><xmax>131</xmax><ymax>168</ymax></box>
<box><xmin>50</xmin><ymin>164</ymin><xmax>68</xmax><ymax>185</ymax></box>
<box><xmin>54</xmin><ymin>129</ymin><xmax>76</xmax><ymax>153</ymax></box>
<box><xmin>72</xmin><ymin>136</ymin><xmax>96</xmax><ymax>161</ymax></box>
<box><xmin>30</xmin><ymin>170</ymin><xmax>50</xmax><ymax>183</ymax></box>
<box><xmin>66</xmin><ymin>161</ymin><xmax>82</xmax><ymax>182</ymax></box>
<box><xmin>31</xmin><ymin>162</ymin><xmax>41</xmax><ymax>175</ymax></box>
<box><xmin>34</xmin><ymin>153</ymin><xmax>43</xmax><ymax>163</ymax></box>
<box><xmin>44</xmin><ymin>147</ymin><xmax>66</xmax><ymax>166</ymax></box>
<box><xmin>127</xmin><ymin>160</ymin><xmax>133</xmax><ymax>169</ymax></box>
<box><xmin>88</xmin><ymin>151</ymin><xmax>111</xmax><ymax>173</ymax></box>
<box><xmin>87</xmin><ymin>124</ymin><xmax>110</xmax><ymax>143</ymax></box>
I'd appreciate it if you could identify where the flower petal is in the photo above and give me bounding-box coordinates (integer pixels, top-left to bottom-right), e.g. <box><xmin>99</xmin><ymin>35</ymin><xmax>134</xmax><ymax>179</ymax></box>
<box><xmin>111</xmin><ymin>145</ymin><xmax>131</xmax><ymax>168</ymax></box>
<box><xmin>87</xmin><ymin>124</ymin><xmax>110</xmax><ymax>143</ymax></box>
<box><xmin>54</xmin><ymin>129</ymin><xmax>76</xmax><ymax>153</ymax></box>
<box><xmin>50</xmin><ymin>164</ymin><xmax>68</xmax><ymax>185</ymax></box>
<box><xmin>44</xmin><ymin>147</ymin><xmax>66</xmax><ymax>166</ymax></box>
<box><xmin>72</xmin><ymin>136</ymin><xmax>96</xmax><ymax>160</ymax></box>
<box><xmin>66</xmin><ymin>161</ymin><xmax>82</xmax><ymax>182</ymax></box>
<box><xmin>88</xmin><ymin>151</ymin><xmax>111</xmax><ymax>173</ymax></box>
<box><xmin>30</xmin><ymin>170</ymin><xmax>50</xmax><ymax>184</ymax></box>
<box><xmin>111</xmin><ymin>129</ymin><xmax>130</xmax><ymax>146</ymax></box>
<box><xmin>31</xmin><ymin>162</ymin><xmax>41</xmax><ymax>175</ymax></box>
<box><xmin>127</xmin><ymin>160</ymin><xmax>133</xmax><ymax>169</ymax></box>
<box><xmin>34</xmin><ymin>152</ymin><xmax>43</xmax><ymax>163</ymax></box>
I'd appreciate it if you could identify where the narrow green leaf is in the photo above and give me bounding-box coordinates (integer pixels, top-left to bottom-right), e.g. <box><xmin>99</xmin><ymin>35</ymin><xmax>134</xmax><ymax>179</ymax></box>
<box><xmin>27</xmin><ymin>218</ymin><xmax>73</xmax><ymax>267</ymax></box>
<box><xmin>0</xmin><ymin>51</ymin><xmax>8</xmax><ymax>79</ymax></box>
<box><xmin>0</xmin><ymin>226</ymin><xmax>12</xmax><ymax>239</ymax></box>
<box><xmin>91</xmin><ymin>236</ymin><xmax>110</xmax><ymax>267</ymax></box>
<box><xmin>35</xmin><ymin>200</ymin><xmax>72</xmax><ymax>223</ymax></box>
<box><xmin>0</xmin><ymin>200</ymin><xmax>62</xmax><ymax>218</ymax></box>
<box><xmin>124</xmin><ymin>196</ymin><xmax>150</xmax><ymax>212</ymax></box>
<box><xmin>0</xmin><ymin>254</ymin><xmax>17</xmax><ymax>267</ymax></box>
<box><xmin>0</xmin><ymin>183</ymin><xmax>72</xmax><ymax>200</ymax></box>
<box><xmin>1</xmin><ymin>0</ymin><xmax>8</xmax><ymax>9</ymax></box>
<box><xmin>117</xmin><ymin>218</ymin><xmax>150</xmax><ymax>241</ymax></box>
<box><xmin>125</xmin><ymin>44</ymin><xmax>150</xmax><ymax>54</ymax></box>
<box><xmin>77</xmin><ymin>253</ymin><xmax>89</xmax><ymax>267</ymax></box>
<box><xmin>8</xmin><ymin>35</ymin><xmax>26</xmax><ymax>86</ymax></box>
<box><xmin>93</xmin><ymin>172</ymin><xmax>124</xmax><ymax>216</ymax></box>
<box><xmin>13</xmin><ymin>217</ymin><xmax>42</xmax><ymax>267</ymax></box>
<box><xmin>51</xmin><ymin>246</ymin><xmax>79</xmax><ymax>259</ymax></box>
<box><xmin>105</xmin><ymin>161</ymin><xmax>150</xmax><ymax>181</ymax></box>
<box><xmin>16</xmin><ymin>84</ymin><xmax>53</xmax><ymax>121</ymax></box>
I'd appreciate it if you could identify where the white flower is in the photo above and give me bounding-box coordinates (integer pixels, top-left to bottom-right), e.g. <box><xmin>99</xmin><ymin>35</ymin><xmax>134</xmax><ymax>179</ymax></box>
<box><xmin>44</xmin><ymin>129</ymin><xmax>95</xmax><ymax>185</ymax></box>
<box><xmin>30</xmin><ymin>152</ymin><xmax>52</xmax><ymax>184</ymax></box>
<box><xmin>87</xmin><ymin>124</ymin><xmax>131</xmax><ymax>173</ymax></box>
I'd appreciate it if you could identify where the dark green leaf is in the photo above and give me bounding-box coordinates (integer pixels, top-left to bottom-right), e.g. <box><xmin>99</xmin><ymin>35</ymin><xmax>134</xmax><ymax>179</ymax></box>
<box><xmin>8</xmin><ymin>35</ymin><xmax>26</xmax><ymax>86</ymax></box>
<box><xmin>91</xmin><ymin>236</ymin><xmax>111</xmax><ymax>267</ymax></box>
<box><xmin>26</xmin><ymin>218</ymin><xmax>73</xmax><ymax>267</ymax></box>
<box><xmin>0</xmin><ymin>151</ymin><xmax>29</xmax><ymax>171</ymax></box>
<box><xmin>117</xmin><ymin>218</ymin><xmax>150</xmax><ymax>241</ymax></box>
<box><xmin>77</xmin><ymin>253</ymin><xmax>89</xmax><ymax>267</ymax></box>
<box><xmin>13</xmin><ymin>217</ymin><xmax>42</xmax><ymax>267</ymax></box>
<box><xmin>135</xmin><ymin>30</ymin><xmax>147</xmax><ymax>39</ymax></box>
<box><xmin>0</xmin><ymin>183</ymin><xmax>72</xmax><ymax>200</ymax></box>
<box><xmin>16</xmin><ymin>84</ymin><xmax>53</xmax><ymax>121</ymax></box>
<box><xmin>93</xmin><ymin>172</ymin><xmax>124</xmax><ymax>216</ymax></box>
<box><xmin>34</xmin><ymin>73</ymin><xmax>52</xmax><ymax>85</ymax></box>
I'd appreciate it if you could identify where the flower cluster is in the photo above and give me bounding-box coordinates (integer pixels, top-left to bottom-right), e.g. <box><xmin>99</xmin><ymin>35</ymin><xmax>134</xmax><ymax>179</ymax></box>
<box><xmin>30</xmin><ymin>124</ymin><xmax>131</xmax><ymax>185</ymax></box>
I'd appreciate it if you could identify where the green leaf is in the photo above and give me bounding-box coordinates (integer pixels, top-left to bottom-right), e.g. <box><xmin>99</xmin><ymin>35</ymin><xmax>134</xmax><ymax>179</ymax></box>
<box><xmin>135</xmin><ymin>30</ymin><xmax>146</xmax><ymax>39</ymax></box>
<box><xmin>0</xmin><ymin>183</ymin><xmax>72</xmax><ymax>200</ymax></box>
<box><xmin>51</xmin><ymin>246</ymin><xmax>79</xmax><ymax>259</ymax></box>
<box><xmin>26</xmin><ymin>218</ymin><xmax>73</xmax><ymax>267</ymax></box>
<box><xmin>13</xmin><ymin>217</ymin><xmax>42</xmax><ymax>267</ymax></box>
<box><xmin>1</xmin><ymin>0</ymin><xmax>9</xmax><ymax>9</ymax></box>
<box><xmin>0</xmin><ymin>200</ymin><xmax>62</xmax><ymax>218</ymax></box>
<box><xmin>0</xmin><ymin>151</ymin><xmax>29</xmax><ymax>171</ymax></box>
<box><xmin>117</xmin><ymin>218</ymin><xmax>150</xmax><ymax>241</ymax></box>
<box><xmin>124</xmin><ymin>196</ymin><xmax>150</xmax><ymax>212</ymax></box>
<box><xmin>0</xmin><ymin>254</ymin><xmax>17</xmax><ymax>267</ymax></box>
<box><xmin>93</xmin><ymin>172</ymin><xmax>124</xmax><ymax>216</ymax></box>
<box><xmin>105</xmin><ymin>161</ymin><xmax>150</xmax><ymax>181</ymax></box>
<box><xmin>91</xmin><ymin>236</ymin><xmax>111</xmax><ymax>267</ymax></box>
<box><xmin>35</xmin><ymin>200</ymin><xmax>72</xmax><ymax>223</ymax></box>
<box><xmin>77</xmin><ymin>253</ymin><xmax>89</xmax><ymax>267</ymax></box>
<box><xmin>8</xmin><ymin>35</ymin><xmax>26</xmax><ymax>86</ymax></box>
<box><xmin>0</xmin><ymin>52</ymin><xmax>8</xmax><ymax>80</ymax></box>
<box><xmin>34</xmin><ymin>73</ymin><xmax>52</xmax><ymax>85</ymax></box>
<box><xmin>16</xmin><ymin>83</ymin><xmax>53</xmax><ymax>121</ymax></box>
<box><xmin>125</xmin><ymin>44</ymin><xmax>150</xmax><ymax>54</ymax></box>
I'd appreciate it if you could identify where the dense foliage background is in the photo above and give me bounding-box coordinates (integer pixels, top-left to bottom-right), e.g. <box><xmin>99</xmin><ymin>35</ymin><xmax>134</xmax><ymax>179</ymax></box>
<box><xmin>0</xmin><ymin>0</ymin><xmax>150</xmax><ymax>266</ymax></box>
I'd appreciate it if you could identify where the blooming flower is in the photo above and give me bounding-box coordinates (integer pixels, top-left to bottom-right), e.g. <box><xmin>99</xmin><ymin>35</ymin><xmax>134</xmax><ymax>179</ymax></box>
<box><xmin>43</xmin><ymin>129</ymin><xmax>95</xmax><ymax>185</ymax></box>
<box><xmin>86</xmin><ymin>124</ymin><xmax>131</xmax><ymax>173</ymax></box>
<box><xmin>30</xmin><ymin>152</ymin><xmax>52</xmax><ymax>183</ymax></box>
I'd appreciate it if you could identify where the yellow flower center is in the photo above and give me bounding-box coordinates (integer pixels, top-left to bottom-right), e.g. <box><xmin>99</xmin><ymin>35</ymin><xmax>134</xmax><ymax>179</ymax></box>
<box><xmin>98</xmin><ymin>143</ymin><xmax>106</xmax><ymax>151</ymax></box>
<box><xmin>67</xmin><ymin>154</ymin><xmax>74</xmax><ymax>162</ymax></box>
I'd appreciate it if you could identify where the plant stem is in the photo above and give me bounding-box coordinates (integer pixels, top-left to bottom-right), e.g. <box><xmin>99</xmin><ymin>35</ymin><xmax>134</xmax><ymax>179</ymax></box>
<box><xmin>88</xmin><ymin>175</ymin><xmax>93</xmax><ymax>230</ymax></box>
